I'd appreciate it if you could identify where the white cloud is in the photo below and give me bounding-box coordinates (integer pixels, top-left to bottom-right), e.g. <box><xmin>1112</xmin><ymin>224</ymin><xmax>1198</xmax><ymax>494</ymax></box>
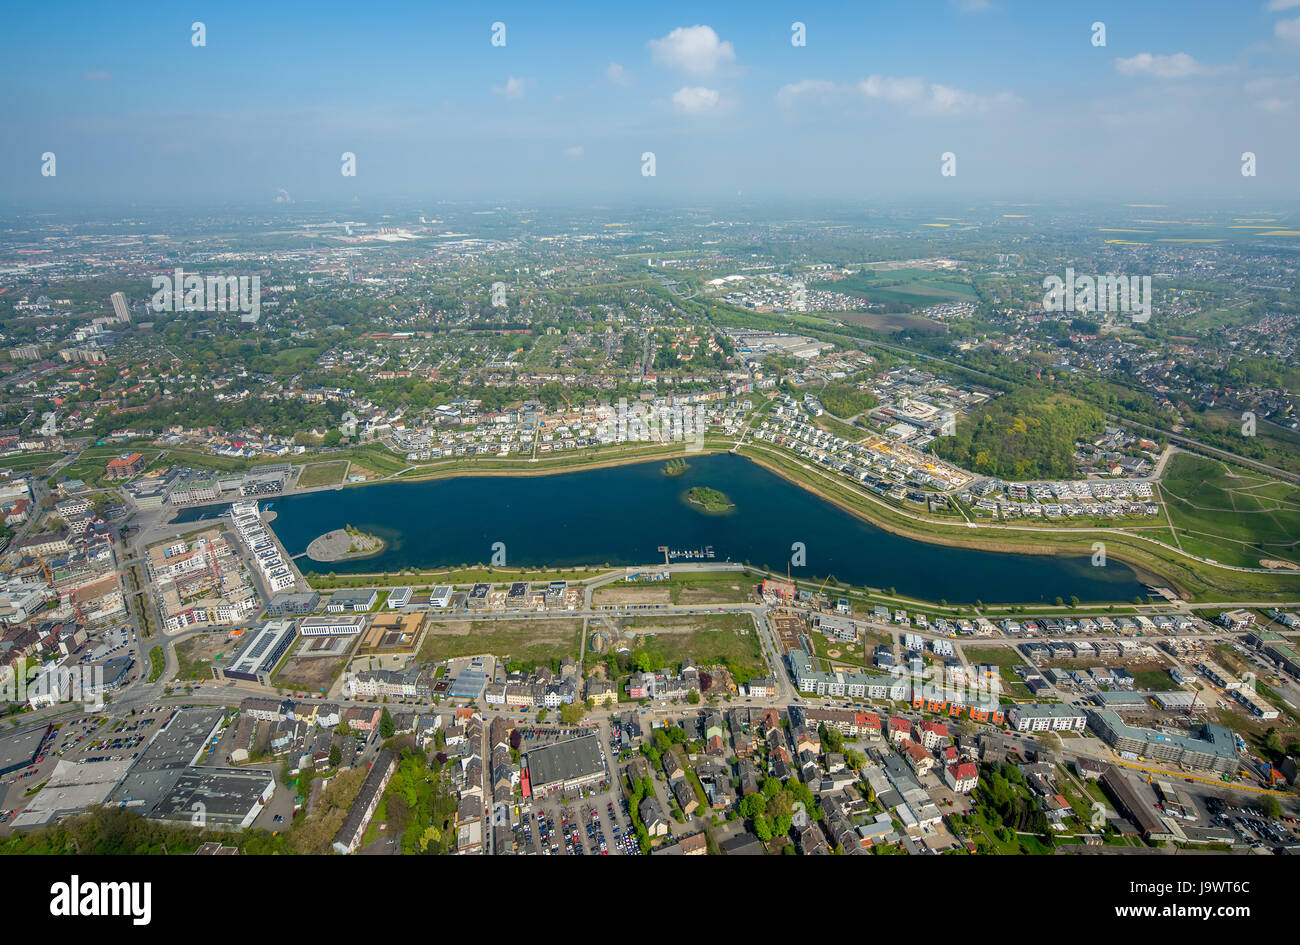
<box><xmin>1245</xmin><ymin>75</ymin><xmax>1299</xmax><ymax>111</ymax></box>
<box><xmin>493</xmin><ymin>76</ymin><xmax>532</xmax><ymax>100</ymax></box>
<box><xmin>648</xmin><ymin>25</ymin><xmax>735</xmax><ymax>76</ymax></box>
<box><xmin>1266</xmin><ymin>0</ymin><xmax>1300</xmax><ymax>11</ymax></box>
<box><xmin>1276</xmin><ymin>17</ymin><xmax>1300</xmax><ymax>43</ymax></box>
<box><xmin>564</xmin><ymin>145</ymin><xmax>584</xmax><ymax>158</ymax></box>
<box><xmin>777</xmin><ymin>75</ymin><xmax>1013</xmax><ymax>115</ymax></box>
<box><xmin>1114</xmin><ymin>52</ymin><xmax>1215</xmax><ymax>79</ymax></box>
<box><xmin>671</xmin><ymin>86</ymin><xmax>722</xmax><ymax>114</ymax></box>
<box><xmin>605</xmin><ymin>62</ymin><xmax>631</xmax><ymax>86</ymax></box>
<box><xmin>778</xmin><ymin>75</ymin><xmax>1014</xmax><ymax>115</ymax></box>
<box><xmin>862</xmin><ymin>75</ymin><xmax>1014</xmax><ymax>114</ymax></box>
<box><xmin>776</xmin><ymin>79</ymin><xmax>839</xmax><ymax>108</ymax></box>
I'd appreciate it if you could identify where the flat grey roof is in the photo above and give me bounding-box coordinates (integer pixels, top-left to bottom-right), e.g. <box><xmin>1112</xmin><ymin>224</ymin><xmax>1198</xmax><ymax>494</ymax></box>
<box><xmin>0</xmin><ymin>725</ymin><xmax>49</xmax><ymax>775</ymax></box>
<box><xmin>526</xmin><ymin>734</ymin><xmax>604</xmax><ymax>788</ymax></box>
<box><xmin>108</xmin><ymin>706</ymin><xmax>224</xmax><ymax>810</ymax></box>
<box><xmin>152</xmin><ymin>768</ymin><xmax>274</xmax><ymax>824</ymax></box>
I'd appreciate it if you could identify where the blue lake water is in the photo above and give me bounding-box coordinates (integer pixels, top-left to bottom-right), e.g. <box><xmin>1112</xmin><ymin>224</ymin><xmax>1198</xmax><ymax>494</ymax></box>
<box><xmin>178</xmin><ymin>452</ymin><xmax>1147</xmax><ymax>603</ymax></box>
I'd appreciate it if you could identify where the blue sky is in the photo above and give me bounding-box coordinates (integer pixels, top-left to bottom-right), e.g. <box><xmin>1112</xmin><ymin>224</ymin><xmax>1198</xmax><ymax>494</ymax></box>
<box><xmin>2</xmin><ymin>0</ymin><xmax>1297</xmax><ymax>205</ymax></box>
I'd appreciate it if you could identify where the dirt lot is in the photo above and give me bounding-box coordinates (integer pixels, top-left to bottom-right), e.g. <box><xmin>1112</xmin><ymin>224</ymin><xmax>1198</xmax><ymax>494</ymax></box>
<box><xmin>594</xmin><ymin>586</ymin><xmax>672</xmax><ymax>606</ymax></box>
<box><xmin>675</xmin><ymin>582</ymin><xmax>750</xmax><ymax>604</ymax></box>
<box><xmin>275</xmin><ymin>655</ymin><xmax>349</xmax><ymax>694</ymax></box>
<box><xmin>174</xmin><ymin>633</ymin><xmax>237</xmax><ymax>680</ymax></box>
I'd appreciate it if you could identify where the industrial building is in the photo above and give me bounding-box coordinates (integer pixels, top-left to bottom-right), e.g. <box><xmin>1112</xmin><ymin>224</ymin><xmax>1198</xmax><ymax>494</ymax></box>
<box><xmin>1087</xmin><ymin>710</ymin><xmax>1239</xmax><ymax>774</ymax></box>
<box><xmin>522</xmin><ymin>733</ymin><xmax>606</xmax><ymax>798</ymax></box>
<box><xmin>217</xmin><ymin>619</ymin><xmax>297</xmax><ymax>685</ymax></box>
<box><xmin>300</xmin><ymin>614</ymin><xmax>366</xmax><ymax>637</ymax></box>
<box><xmin>151</xmin><ymin>768</ymin><xmax>275</xmax><ymax>830</ymax></box>
<box><xmin>1099</xmin><ymin>766</ymin><xmax>1178</xmax><ymax>841</ymax></box>
<box><xmin>0</xmin><ymin>725</ymin><xmax>51</xmax><ymax>777</ymax></box>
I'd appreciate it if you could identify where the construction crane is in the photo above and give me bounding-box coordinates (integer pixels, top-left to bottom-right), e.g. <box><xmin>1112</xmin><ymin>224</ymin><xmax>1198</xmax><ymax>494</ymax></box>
<box><xmin>207</xmin><ymin>535</ymin><xmax>221</xmax><ymax>586</ymax></box>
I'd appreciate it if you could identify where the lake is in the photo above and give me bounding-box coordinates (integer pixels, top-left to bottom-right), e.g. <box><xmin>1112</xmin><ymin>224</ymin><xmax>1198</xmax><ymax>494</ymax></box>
<box><xmin>180</xmin><ymin>452</ymin><xmax>1146</xmax><ymax>603</ymax></box>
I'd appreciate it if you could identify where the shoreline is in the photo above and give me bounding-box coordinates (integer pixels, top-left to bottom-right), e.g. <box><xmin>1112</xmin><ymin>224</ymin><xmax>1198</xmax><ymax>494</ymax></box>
<box><xmin>201</xmin><ymin>442</ymin><xmax>1299</xmax><ymax>603</ymax></box>
<box><xmin>306</xmin><ymin>527</ymin><xmax>387</xmax><ymax>563</ymax></box>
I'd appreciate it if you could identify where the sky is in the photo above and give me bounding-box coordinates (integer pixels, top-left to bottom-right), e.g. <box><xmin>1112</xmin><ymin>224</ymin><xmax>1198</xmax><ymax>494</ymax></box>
<box><xmin>1</xmin><ymin>0</ymin><xmax>1298</xmax><ymax>207</ymax></box>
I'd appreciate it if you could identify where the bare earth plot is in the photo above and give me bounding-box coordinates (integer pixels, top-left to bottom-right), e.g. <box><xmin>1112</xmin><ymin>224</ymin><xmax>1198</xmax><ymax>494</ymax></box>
<box><xmin>275</xmin><ymin>654</ymin><xmax>349</xmax><ymax>693</ymax></box>
<box><xmin>594</xmin><ymin>586</ymin><xmax>673</xmax><ymax>606</ymax></box>
<box><xmin>173</xmin><ymin>634</ymin><xmax>233</xmax><ymax>680</ymax></box>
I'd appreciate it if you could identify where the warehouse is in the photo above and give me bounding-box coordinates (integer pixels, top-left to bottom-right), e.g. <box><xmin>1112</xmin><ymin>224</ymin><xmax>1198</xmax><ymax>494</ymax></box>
<box><xmin>522</xmin><ymin>733</ymin><xmax>606</xmax><ymax>798</ymax></box>
<box><xmin>1100</xmin><ymin>766</ymin><xmax>1178</xmax><ymax>841</ymax></box>
<box><xmin>0</xmin><ymin>725</ymin><xmax>51</xmax><ymax>777</ymax></box>
<box><xmin>152</xmin><ymin>767</ymin><xmax>275</xmax><ymax>830</ymax></box>
<box><xmin>219</xmin><ymin>619</ymin><xmax>297</xmax><ymax>684</ymax></box>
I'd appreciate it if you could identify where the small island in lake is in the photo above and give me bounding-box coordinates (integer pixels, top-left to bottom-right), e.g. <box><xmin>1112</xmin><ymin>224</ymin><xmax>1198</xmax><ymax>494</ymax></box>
<box><xmin>684</xmin><ymin>486</ymin><xmax>735</xmax><ymax>514</ymax></box>
<box><xmin>662</xmin><ymin>458</ymin><xmax>689</xmax><ymax>478</ymax></box>
<box><xmin>307</xmin><ymin>524</ymin><xmax>386</xmax><ymax>562</ymax></box>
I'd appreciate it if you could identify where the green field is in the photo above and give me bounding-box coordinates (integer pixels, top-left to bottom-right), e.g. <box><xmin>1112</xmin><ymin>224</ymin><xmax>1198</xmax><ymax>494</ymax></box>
<box><xmin>834</xmin><ymin>269</ymin><xmax>977</xmax><ymax>309</ymax></box>
<box><xmin>1128</xmin><ymin>669</ymin><xmax>1180</xmax><ymax>692</ymax></box>
<box><xmin>302</xmin><ymin>445</ymin><xmax>407</xmax><ymax>478</ymax></box>
<box><xmin>0</xmin><ymin>451</ymin><xmax>64</xmax><ymax>474</ymax></box>
<box><xmin>1160</xmin><ymin>453</ymin><xmax>1300</xmax><ymax>568</ymax></box>
<box><xmin>621</xmin><ymin>613</ymin><xmax>766</xmax><ymax>683</ymax></box>
<box><xmin>963</xmin><ymin>647</ymin><xmax>1033</xmax><ymax>698</ymax></box>
<box><xmin>58</xmin><ymin>444</ymin><xmax>161</xmax><ymax>486</ymax></box>
<box><xmin>417</xmin><ymin>618</ymin><xmax>583</xmax><ymax>672</ymax></box>
<box><xmin>297</xmin><ymin>461</ymin><xmax>347</xmax><ymax>488</ymax></box>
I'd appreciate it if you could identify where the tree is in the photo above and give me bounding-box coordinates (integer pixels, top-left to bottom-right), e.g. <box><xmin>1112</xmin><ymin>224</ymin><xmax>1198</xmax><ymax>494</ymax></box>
<box><xmin>328</xmin><ymin>744</ymin><xmax>342</xmax><ymax>767</ymax></box>
<box><xmin>738</xmin><ymin>793</ymin><xmax>767</xmax><ymax>820</ymax></box>
<box><xmin>379</xmin><ymin>707</ymin><xmax>395</xmax><ymax>739</ymax></box>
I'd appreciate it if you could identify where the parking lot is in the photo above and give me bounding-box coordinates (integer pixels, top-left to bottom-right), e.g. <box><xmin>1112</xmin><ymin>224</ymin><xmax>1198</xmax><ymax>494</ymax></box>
<box><xmin>520</xmin><ymin>790</ymin><xmax>639</xmax><ymax>855</ymax></box>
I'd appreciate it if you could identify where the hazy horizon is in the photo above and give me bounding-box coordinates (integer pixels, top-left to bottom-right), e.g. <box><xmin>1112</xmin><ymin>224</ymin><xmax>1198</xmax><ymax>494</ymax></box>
<box><xmin>3</xmin><ymin>0</ymin><xmax>1298</xmax><ymax>207</ymax></box>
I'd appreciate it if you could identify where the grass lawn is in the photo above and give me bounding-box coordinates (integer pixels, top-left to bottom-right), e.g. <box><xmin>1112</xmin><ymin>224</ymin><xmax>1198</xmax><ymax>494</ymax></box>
<box><xmin>147</xmin><ymin>645</ymin><xmax>165</xmax><ymax>683</ymax></box>
<box><xmin>297</xmin><ymin>461</ymin><xmax>347</xmax><ymax>488</ymax></box>
<box><xmin>963</xmin><ymin>646</ymin><xmax>1033</xmax><ymax>697</ymax></box>
<box><xmin>1129</xmin><ymin>669</ymin><xmax>1180</xmax><ymax>692</ymax></box>
<box><xmin>417</xmin><ymin>618</ymin><xmax>583</xmax><ymax>671</ymax></box>
<box><xmin>0</xmin><ymin>451</ymin><xmax>64</xmax><ymax>474</ymax></box>
<box><xmin>620</xmin><ymin>613</ymin><xmax>766</xmax><ymax>682</ymax></box>
<box><xmin>173</xmin><ymin>634</ymin><xmax>231</xmax><ymax>680</ymax></box>
<box><xmin>1161</xmin><ymin>453</ymin><xmax>1300</xmax><ymax>568</ymax></box>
